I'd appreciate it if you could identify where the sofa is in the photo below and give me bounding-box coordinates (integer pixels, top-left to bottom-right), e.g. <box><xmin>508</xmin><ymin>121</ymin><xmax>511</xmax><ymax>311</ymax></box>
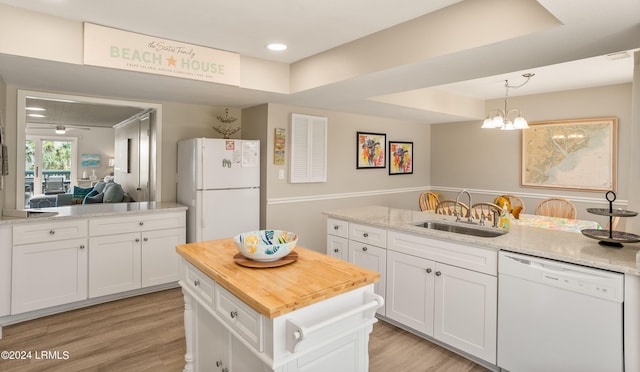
<box><xmin>28</xmin><ymin>179</ymin><xmax>132</xmax><ymax>208</ymax></box>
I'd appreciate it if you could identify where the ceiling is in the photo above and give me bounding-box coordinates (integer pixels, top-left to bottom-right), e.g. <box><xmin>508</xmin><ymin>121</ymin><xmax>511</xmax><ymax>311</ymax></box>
<box><xmin>0</xmin><ymin>0</ymin><xmax>638</xmax><ymax>126</ymax></box>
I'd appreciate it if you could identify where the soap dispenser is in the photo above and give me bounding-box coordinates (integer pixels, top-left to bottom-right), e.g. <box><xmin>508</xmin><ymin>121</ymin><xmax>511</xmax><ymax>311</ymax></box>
<box><xmin>499</xmin><ymin>204</ymin><xmax>510</xmax><ymax>230</ymax></box>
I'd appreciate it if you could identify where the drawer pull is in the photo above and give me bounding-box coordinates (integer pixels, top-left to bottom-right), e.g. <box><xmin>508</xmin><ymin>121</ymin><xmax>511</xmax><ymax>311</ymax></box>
<box><xmin>143</xmin><ymin>237</ymin><xmax>148</xmax><ymax>242</ymax></box>
<box><xmin>135</xmin><ymin>238</ymin><xmax>140</xmax><ymax>242</ymax></box>
<box><xmin>435</xmin><ymin>271</ymin><xmax>442</xmax><ymax>277</ymax></box>
<box><xmin>139</xmin><ymin>221</ymin><xmax>144</xmax><ymax>226</ymax></box>
<box><xmin>230</xmin><ymin>310</ymin><xmax>238</xmax><ymax>319</ymax></box>
<box><xmin>426</xmin><ymin>268</ymin><xmax>432</xmax><ymax>273</ymax></box>
<box><xmin>193</xmin><ymin>279</ymin><xmax>200</xmax><ymax>287</ymax></box>
<box><xmin>49</xmin><ymin>229</ymin><xmax>55</xmax><ymax>235</ymax></box>
<box><xmin>216</xmin><ymin>360</ymin><xmax>223</xmax><ymax>367</ymax></box>
<box><xmin>334</xmin><ymin>248</ymin><xmax>339</xmax><ymax>253</ymax></box>
<box><xmin>80</xmin><ymin>244</ymin><xmax>85</xmax><ymax>249</ymax></box>
<box><xmin>363</xmin><ymin>232</ymin><xmax>369</xmax><ymax>238</ymax></box>
<box><xmin>362</xmin><ymin>246</ymin><xmax>368</xmax><ymax>252</ymax></box>
<box><xmin>333</xmin><ymin>225</ymin><xmax>339</xmax><ymax>230</ymax></box>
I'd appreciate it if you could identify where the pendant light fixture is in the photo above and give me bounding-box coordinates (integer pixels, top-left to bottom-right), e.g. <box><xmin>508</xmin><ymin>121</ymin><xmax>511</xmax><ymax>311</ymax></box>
<box><xmin>482</xmin><ymin>73</ymin><xmax>535</xmax><ymax>130</ymax></box>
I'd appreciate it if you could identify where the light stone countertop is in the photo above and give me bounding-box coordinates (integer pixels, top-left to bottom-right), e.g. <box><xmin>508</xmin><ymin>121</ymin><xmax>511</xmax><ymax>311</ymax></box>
<box><xmin>324</xmin><ymin>205</ymin><xmax>640</xmax><ymax>276</ymax></box>
<box><xmin>0</xmin><ymin>201</ymin><xmax>187</xmax><ymax>225</ymax></box>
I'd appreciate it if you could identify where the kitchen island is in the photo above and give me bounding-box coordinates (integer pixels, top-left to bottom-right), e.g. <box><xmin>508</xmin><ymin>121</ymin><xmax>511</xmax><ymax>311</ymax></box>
<box><xmin>176</xmin><ymin>238</ymin><xmax>382</xmax><ymax>372</ymax></box>
<box><xmin>324</xmin><ymin>205</ymin><xmax>640</xmax><ymax>371</ymax></box>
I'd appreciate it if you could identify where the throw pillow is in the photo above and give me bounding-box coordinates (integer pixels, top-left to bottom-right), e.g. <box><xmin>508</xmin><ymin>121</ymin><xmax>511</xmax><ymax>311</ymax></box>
<box><xmin>82</xmin><ymin>189</ymin><xmax>99</xmax><ymax>204</ymax></box>
<box><xmin>93</xmin><ymin>181</ymin><xmax>107</xmax><ymax>193</ymax></box>
<box><xmin>72</xmin><ymin>186</ymin><xmax>93</xmax><ymax>203</ymax></box>
<box><xmin>84</xmin><ymin>192</ymin><xmax>105</xmax><ymax>204</ymax></box>
<box><xmin>103</xmin><ymin>183</ymin><xmax>125</xmax><ymax>203</ymax></box>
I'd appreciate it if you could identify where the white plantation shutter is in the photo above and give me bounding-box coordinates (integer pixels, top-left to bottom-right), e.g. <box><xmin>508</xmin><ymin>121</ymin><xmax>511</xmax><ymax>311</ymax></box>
<box><xmin>290</xmin><ymin>113</ymin><xmax>327</xmax><ymax>183</ymax></box>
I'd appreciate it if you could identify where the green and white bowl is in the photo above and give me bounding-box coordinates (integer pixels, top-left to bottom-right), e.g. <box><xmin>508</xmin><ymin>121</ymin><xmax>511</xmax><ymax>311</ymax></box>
<box><xmin>233</xmin><ymin>230</ymin><xmax>298</xmax><ymax>262</ymax></box>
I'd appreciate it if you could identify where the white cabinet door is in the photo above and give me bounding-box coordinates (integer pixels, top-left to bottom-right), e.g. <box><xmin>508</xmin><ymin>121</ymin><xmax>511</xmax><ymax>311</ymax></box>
<box><xmin>0</xmin><ymin>225</ymin><xmax>11</xmax><ymax>317</ymax></box>
<box><xmin>385</xmin><ymin>250</ymin><xmax>435</xmax><ymax>336</ymax></box>
<box><xmin>326</xmin><ymin>235</ymin><xmax>348</xmax><ymax>261</ymax></box>
<box><xmin>283</xmin><ymin>330</ymin><xmax>367</xmax><ymax>372</ymax></box>
<box><xmin>434</xmin><ymin>262</ymin><xmax>497</xmax><ymax>363</ymax></box>
<box><xmin>11</xmin><ymin>238</ymin><xmax>88</xmax><ymax>314</ymax></box>
<box><xmin>89</xmin><ymin>232</ymin><xmax>141</xmax><ymax>298</ymax></box>
<box><xmin>141</xmin><ymin>228</ymin><xmax>184</xmax><ymax>287</ymax></box>
<box><xmin>349</xmin><ymin>240</ymin><xmax>386</xmax><ymax>315</ymax></box>
<box><xmin>195</xmin><ymin>301</ymin><xmax>230</xmax><ymax>372</ymax></box>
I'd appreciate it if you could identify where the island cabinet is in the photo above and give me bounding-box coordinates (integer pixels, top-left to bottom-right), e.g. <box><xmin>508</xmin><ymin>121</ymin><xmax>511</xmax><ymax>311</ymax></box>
<box><xmin>385</xmin><ymin>231</ymin><xmax>497</xmax><ymax>364</ymax></box>
<box><xmin>11</xmin><ymin>219</ymin><xmax>88</xmax><ymax>314</ymax></box>
<box><xmin>88</xmin><ymin>212</ymin><xmax>185</xmax><ymax>297</ymax></box>
<box><xmin>177</xmin><ymin>239</ymin><xmax>382</xmax><ymax>372</ymax></box>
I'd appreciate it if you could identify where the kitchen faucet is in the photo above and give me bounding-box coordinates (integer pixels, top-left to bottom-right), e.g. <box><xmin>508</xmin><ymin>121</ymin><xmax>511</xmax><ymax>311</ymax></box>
<box><xmin>455</xmin><ymin>189</ymin><xmax>473</xmax><ymax>223</ymax></box>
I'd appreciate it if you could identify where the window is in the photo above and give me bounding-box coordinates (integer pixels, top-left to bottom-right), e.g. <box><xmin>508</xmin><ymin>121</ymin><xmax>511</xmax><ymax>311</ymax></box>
<box><xmin>24</xmin><ymin>135</ymin><xmax>77</xmax><ymax>206</ymax></box>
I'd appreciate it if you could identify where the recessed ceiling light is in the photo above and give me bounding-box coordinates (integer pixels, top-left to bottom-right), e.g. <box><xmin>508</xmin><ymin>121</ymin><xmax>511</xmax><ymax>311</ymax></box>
<box><xmin>26</xmin><ymin>106</ymin><xmax>46</xmax><ymax>111</ymax></box>
<box><xmin>267</xmin><ymin>43</ymin><xmax>287</xmax><ymax>51</ymax></box>
<box><xmin>27</xmin><ymin>113</ymin><xmax>46</xmax><ymax>118</ymax></box>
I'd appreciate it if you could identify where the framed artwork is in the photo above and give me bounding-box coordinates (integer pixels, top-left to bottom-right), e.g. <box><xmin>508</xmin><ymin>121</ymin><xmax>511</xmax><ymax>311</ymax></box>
<box><xmin>389</xmin><ymin>141</ymin><xmax>413</xmax><ymax>175</ymax></box>
<box><xmin>274</xmin><ymin>127</ymin><xmax>286</xmax><ymax>165</ymax></box>
<box><xmin>521</xmin><ymin>117</ymin><xmax>617</xmax><ymax>191</ymax></box>
<box><xmin>80</xmin><ymin>153</ymin><xmax>101</xmax><ymax>167</ymax></box>
<box><xmin>357</xmin><ymin>132</ymin><xmax>386</xmax><ymax>169</ymax></box>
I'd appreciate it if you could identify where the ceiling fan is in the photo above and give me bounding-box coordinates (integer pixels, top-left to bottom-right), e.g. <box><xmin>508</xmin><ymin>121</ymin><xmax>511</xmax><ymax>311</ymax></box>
<box><xmin>26</xmin><ymin>123</ymin><xmax>92</xmax><ymax>134</ymax></box>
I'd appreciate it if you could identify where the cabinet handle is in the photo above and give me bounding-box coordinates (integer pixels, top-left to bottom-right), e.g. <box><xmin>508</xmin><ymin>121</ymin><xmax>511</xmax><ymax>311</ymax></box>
<box><xmin>333</xmin><ymin>225</ymin><xmax>339</xmax><ymax>230</ymax></box>
<box><xmin>80</xmin><ymin>244</ymin><xmax>85</xmax><ymax>249</ymax></box>
<box><xmin>230</xmin><ymin>310</ymin><xmax>238</xmax><ymax>319</ymax></box>
<box><xmin>143</xmin><ymin>237</ymin><xmax>148</xmax><ymax>242</ymax></box>
<box><xmin>193</xmin><ymin>279</ymin><xmax>200</xmax><ymax>287</ymax></box>
<box><xmin>334</xmin><ymin>248</ymin><xmax>339</xmax><ymax>253</ymax></box>
<box><xmin>363</xmin><ymin>232</ymin><xmax>369</xmax><ymax>238</ymax></box>
<box><xmin>139</xmin><ymin>221</ymin><xmax>144</xmax><ymax>226</ymax></box>
<box><xmin>135</xmin><ymin>238</ymin><xmax>140</xmax><ymax>242</ymax></box>
<box><xmin>216</xmin><ymin>360</ymin><xmax>223</xmax><ymax>367</ymax></box>
<box><xmin>49</xmin><ymin>229</ymin><xmax>55</xmax><ymax>235</ymax></box>
<box><xmin>435</xmin><ymin>271</ymin><xmax>442</xmax><ymax>276</ymax></box>
<box><xmin>362</xmin><ymin>246</ymin><xmax>368</xmax><ymax>252</ymax></box>
<box><xmin>426</xmin><ymin>268</ymin><xmax>432</xmax><ymax>273</ymax></box>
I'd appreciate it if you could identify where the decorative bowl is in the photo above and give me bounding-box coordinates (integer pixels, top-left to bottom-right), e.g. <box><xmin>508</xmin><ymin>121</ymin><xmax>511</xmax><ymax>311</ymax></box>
<box><xmin>233</xmin><ymin>230</ymin><xmax>298</xmax><ymax>262</ymax></box>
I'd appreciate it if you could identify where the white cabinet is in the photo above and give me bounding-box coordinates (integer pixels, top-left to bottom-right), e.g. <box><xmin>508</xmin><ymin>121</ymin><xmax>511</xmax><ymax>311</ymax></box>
<box><xmin>0</xmin><ymin>225</ymin><xmax>11</xmax><ymax>317</ymax></box>
<box><xmin>11</xmin><ymin>220</ymin><xmax>88</xmax><ymax>314</ymax></box>
<box><xmin>349</xmin><ymin>240</ymin><xmax>386</xmax><ymax>316</ymax></box>
<box><xmin>89</xmin><ymin>212</ymin><xmax>185</xmax><ymax>298</ymax></box>
<box><xmin>326</xmin><ymin>218</ymin><xmax>348</xmax><ymax>261</ymax></box>
<box><xmin>326</xmin><ymin>219</ymin><xmax>386</xmax><ymax>315</ymax></box>
<box><xmin>89</xmin><ymin>232</ymin><xmax>141</xmax><ymax>297</ymax></box>
<box><xmin>386</xmin><ymin>231</ymin><xmax>497</xmax><ymax>364</ymax></box>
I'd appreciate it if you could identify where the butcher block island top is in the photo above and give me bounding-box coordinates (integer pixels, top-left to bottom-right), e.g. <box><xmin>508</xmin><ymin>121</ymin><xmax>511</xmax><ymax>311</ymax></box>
<box><xmin>176</xmin><ymin>238</ymin><xmax>380</xmax><ymax>318</ymax></box>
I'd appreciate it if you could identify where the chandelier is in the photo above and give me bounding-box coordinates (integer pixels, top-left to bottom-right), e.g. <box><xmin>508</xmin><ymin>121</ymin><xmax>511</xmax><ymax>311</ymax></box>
<box><xmin>212</xmin><ymin>108</ymin><xmax>240</xmax><ymax>139</ymax></box>
<box><xmin>482</xmin><ymin>73</ymin><xmax>534</xmax><ymax>130</ymax></box>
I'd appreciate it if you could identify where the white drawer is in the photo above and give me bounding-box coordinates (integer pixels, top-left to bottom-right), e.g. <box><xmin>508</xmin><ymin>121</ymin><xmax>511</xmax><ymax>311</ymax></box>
<box><xmin>215</xmin><ymin>284</ymin><xmax>264</xmax><ymax>352</ymax></box>
<box><xmin>90</xmin><ymin>212</ymin><xmax>185</xmax><ymax>236</ymax></box>
<box><xmin>13</xmin><ymin>219</ymin><xmax>88</xmax><ymax>245</ymax></box>
<box><xmin>183</xmin><ymin>262</ymin><xmax>215</xmax><ymax>306</ymax></box>
<box><xmin>327</xmin><ymin>218</ymin><xmax>349</xmax><ymax>238</ymax></box>
<box><xmin>349</xmin><ymin>223</ymin><xmax>387</xmax><ymax>248</ymax></box>
<box><xmin>387</xmin><ymin>231</ymin><xmax>497</xmax><ymax>275</ymax></box>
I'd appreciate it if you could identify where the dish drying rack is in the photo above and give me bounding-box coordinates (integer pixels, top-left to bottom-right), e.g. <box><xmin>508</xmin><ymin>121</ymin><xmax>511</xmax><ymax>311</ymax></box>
<box><xmin>581</xmin><ymin>191</ymin><xmax>639</xmax><ymax>248</ymax></box>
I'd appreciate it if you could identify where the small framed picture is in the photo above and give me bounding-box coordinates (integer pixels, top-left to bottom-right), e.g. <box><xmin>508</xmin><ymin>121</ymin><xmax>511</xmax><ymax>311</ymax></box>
<box><xmin>356</xmin><ymin>132</ymin><xmax>386</xmax><ymax>169</ymax></box>
<box><xmin>389</xmin><ymin>141</ymin><xmax>413</xmax><ymax>175</ymax></box>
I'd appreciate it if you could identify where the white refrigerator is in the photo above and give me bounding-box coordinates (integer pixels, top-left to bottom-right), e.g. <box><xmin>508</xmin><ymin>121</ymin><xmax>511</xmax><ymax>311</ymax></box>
<box><xmin>177</xmin><ymin>138</ymin><xmax>260</xmax><ymax>243</ymax></box>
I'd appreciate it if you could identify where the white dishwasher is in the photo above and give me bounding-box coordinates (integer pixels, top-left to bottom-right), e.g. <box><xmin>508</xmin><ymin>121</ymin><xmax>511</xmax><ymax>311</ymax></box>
<box><xmin>498</xmin><ymin>251</ymin><xmax>624</xmax><ymax>372</ymax></box>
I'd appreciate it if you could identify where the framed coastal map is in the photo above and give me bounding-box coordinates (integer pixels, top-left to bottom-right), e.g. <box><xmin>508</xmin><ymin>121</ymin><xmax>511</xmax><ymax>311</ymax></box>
<box><xmin>521</xmin><ymin>117</ymin><xmax>617</xmax><ymax>191</ymax></box>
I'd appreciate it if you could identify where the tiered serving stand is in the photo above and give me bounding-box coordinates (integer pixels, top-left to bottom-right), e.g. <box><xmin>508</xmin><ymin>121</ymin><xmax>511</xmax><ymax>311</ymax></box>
<box><xmin>581</xmin><ymin>191</ymin><xmax>640</xmax><ymax>248</ymax></box>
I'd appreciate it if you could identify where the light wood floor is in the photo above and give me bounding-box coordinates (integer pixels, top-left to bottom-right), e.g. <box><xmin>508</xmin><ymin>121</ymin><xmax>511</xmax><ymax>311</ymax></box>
<box><xmin>0</xmin><ymin>288</ymin><xmax>487</xmax><ymax>371</ymax></box>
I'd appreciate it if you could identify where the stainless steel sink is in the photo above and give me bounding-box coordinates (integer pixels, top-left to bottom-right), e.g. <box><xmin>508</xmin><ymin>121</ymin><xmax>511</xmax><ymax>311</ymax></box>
<box><xmin>414</xmin><ymin>221</ymin><xmax>507</xmax><ymax>238</ymax></box>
